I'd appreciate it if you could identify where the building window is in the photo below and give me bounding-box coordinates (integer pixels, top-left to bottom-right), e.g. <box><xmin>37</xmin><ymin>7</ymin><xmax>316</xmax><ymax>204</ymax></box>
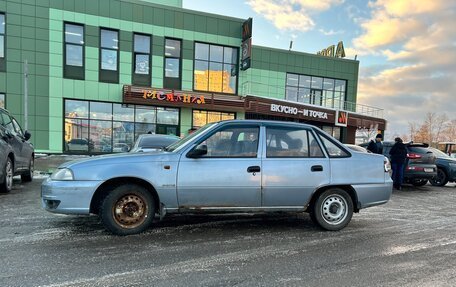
<box><xmin>164</xmin><ymin>38</ymin><xmax>181</xmax><ymax>90</ymax></box>
<box><xmin>64</xmin><ymin>23</ymin><xmax>84</xmax><ymax>80</ymax></box>
<box><xmin>99</xmin><ymin>28</ymin><xmax>119</xmax><ymax>83</ymax></box>
<box><xmin>64</xmin><ymin>99</ymin><xmax>180</xmax><ymax>154</ymax></box>
<box><xmin>192</xmin><ymin>109</ymin><xmax>235</xmax><ymax>128</ymax></box>
<box><xmin>0</xmin><ymin>93</ymin><xmax>5</xmax><ymax>108</ymax></box>
<box><xmin>194</xmin><ymin>43</ymin><xmax>238</xmax><ymax>94</ymax></box>
<box><xmin>132</xmin><ymin>33</ymin><xmax>151</xmax><ymax>86</ymax></box>
<box><xmin>286</xmin><ymin>73</ymin><xmax>346</xmax><ymax>109</ymax></box>
<box><xmin>0</xmin><ymin>13</ymin><xmax>5</xmax><ymax>71</ymax></box>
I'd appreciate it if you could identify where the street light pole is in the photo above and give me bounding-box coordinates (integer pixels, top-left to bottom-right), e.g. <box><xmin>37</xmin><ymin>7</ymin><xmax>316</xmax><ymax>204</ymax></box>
<box><xmin>24</xmin><ymin>60</ymin><xmax>28</xmax><ymax>131</ymax></box>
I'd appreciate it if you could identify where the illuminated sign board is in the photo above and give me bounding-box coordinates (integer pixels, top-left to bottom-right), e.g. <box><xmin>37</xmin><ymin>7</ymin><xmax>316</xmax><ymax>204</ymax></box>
<box><xmin>335</xmin><ymin>110</ymin><xmax>348</xmax><ymax>127</ymax></box>
<box><xmin>270</xmin><ymin>103</ymin><xmax>328</xmax><ymax>119</ymax></box>
<box><xmin>241</xmin><ymin>18</ymin><xmax>253</xmax><ymax>71</ymax></box>
<box><xmin>317</xmin><ymin>41</ymin><xmax>346</xmax><ymax>58</ymax></box>
<box><xmin>142</xmin><ymin>90</ymin><xmax>205</xmax><ymax>105</ymax></box>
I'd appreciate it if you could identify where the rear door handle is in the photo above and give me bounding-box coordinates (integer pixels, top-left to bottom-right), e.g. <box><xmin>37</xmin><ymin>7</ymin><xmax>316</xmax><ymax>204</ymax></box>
<box><xmin>247</xmin><ymin>166</ymin><xmax>261</xmax><ymax>173</ymax></box>
<box><xmin>311</xmin><ymin>165</ymin><xmax>323</xmax><ymax>172</ymax></box>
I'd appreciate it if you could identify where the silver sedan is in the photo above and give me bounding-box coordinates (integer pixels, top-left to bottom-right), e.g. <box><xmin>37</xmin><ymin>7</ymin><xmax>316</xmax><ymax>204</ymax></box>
<box><xmin>42</xmin><ymin>120</ymin><xmax>393</xmax><ymax>235</ymax></box>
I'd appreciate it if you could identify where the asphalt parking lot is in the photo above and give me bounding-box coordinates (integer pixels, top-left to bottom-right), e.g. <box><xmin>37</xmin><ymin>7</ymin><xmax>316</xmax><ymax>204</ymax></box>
<box><xmin>0</xmin><ymin>156</ymin><xmax>455</xmax><ymax>287</ymax></box>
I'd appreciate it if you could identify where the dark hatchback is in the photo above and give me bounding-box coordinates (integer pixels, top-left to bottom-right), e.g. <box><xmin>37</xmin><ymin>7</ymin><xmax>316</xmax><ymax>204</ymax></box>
<box><xmin>428</xmin><ymin>147</ymin><xmax>456</xmax><ymax>186</ymax></box>
<box><xmin>0</xmin><ymin>108</ymin><xmax>35</xmax><ymax>193</ymax></box>
<box><xmin>362</xmin><ymin>141</ymin><xmax>437</xmax><ymax>186</ymax></box>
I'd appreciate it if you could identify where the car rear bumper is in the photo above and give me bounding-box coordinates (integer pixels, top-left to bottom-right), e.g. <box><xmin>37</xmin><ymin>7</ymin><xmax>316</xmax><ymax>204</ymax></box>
<box><xmin>41</xmin><ymin>177</ymin><xmax>102</xmax><ymax>215</ymax></box>
<box><xmin>353</xmin><ymin>176</ymin><xmax>393</xmax><ymax>209</ymax></box>
<box><xmin>404</xmin><ymin>164</ymin><xmax>437</xmax><ymax>179</ymax></box>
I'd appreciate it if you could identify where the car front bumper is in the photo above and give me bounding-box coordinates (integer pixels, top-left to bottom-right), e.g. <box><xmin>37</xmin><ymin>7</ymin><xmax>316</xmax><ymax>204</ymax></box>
<box><xmin>41</xmin><ymin>177</ymin><xmax>103</xmax><ymax>215</ymax></box>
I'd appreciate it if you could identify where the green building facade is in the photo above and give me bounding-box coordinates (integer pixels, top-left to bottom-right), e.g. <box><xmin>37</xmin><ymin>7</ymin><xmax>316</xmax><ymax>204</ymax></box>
<box><xmin>0</xmin><ymin>0</ymin><xmax>385</xmax><ymax>154</ymax></box>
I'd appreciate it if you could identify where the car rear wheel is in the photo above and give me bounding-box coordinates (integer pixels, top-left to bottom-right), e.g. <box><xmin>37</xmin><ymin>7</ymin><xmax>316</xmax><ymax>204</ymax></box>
<box><xmin>411</xmin><ymin>178</ymin><xmax>428</xmax><ymax>186</ymax></box>
<box><xmin>429</xmin><ymin>168</ymin><xmax>448</xmax><ymax>187</ymax></box>
<box><xmin>312</xmin><ymin>188</ymin><xmax>353</xmax><ymax>231</ymax></box>
<box><xmin>0</xmin><ymin>158</ymin><xmax>13</xmax><ymax>193</ymax></box>
<box><xmin>21</xmin><ymin>157</ymin><xmax>34</xmax><ymax>182</ymax></box>
<box><xmin>100</xmin><ymin>184</ymin><xmax>155</xmax><ymax>235</ymax></box>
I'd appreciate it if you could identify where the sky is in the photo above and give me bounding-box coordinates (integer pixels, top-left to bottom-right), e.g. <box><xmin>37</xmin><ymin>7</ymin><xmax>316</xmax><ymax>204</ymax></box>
<box><xmin>183</xmin><ymin>0</ymin><xmax>456</xmax><ymax>140</ymax></box>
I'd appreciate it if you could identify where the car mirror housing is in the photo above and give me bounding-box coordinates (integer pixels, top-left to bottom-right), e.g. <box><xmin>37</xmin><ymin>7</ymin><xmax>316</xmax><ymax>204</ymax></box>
<box><xmin>187</xmin><ymin>144</ymin><xmax>208</xmax><ymax>158</ymax></box>
<box><xmin>24</xmin><ymin>130</ymin><xmax>32</xmax><ymax>141</ymax></box>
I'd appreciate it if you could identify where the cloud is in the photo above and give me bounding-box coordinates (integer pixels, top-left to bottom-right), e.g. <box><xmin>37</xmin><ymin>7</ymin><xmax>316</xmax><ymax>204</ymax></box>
<box><xmin>246</xmin><ymin>0</ymin><xmax>344</xmax><ymax>31</ymax></box>
<box><xmin>318</xmin><ymin>28</ymin><xmax>344</xmax><ymax>36</ymax></box>
<box><xmin>351</xmin><ymin>0</ymin><xmax>456</xmax><ymax>138</ymax></box>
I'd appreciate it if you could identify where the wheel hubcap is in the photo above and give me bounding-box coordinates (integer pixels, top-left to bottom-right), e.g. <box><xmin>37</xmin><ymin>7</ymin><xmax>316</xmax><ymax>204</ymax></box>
<box><xmin>321</xmin><ymin>194</ymin><xmax>348</xmax><ymax>225</ymax></box>
<box><xmin>112</xmin><ymin>194</ymin><xmax>148</xmax><ymax>229</ymax></box>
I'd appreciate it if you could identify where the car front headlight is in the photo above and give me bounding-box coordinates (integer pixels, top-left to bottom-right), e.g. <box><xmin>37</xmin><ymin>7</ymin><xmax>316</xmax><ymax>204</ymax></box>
<box><xmin>51</xmin><ymin>168</ymin><xmax>74</xmax><ymax>181</ymax></box>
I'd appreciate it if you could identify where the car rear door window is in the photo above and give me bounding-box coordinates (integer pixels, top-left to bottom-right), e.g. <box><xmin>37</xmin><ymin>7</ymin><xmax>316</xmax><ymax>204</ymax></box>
<box><xmin>317</xmin><ymin>131</ymin><xmax>349</xmax><ymax>158</ymax></box>
<box><xmin>266</xmin><ymin>127</ymin><xmax>323</xmax><ymax>158</ymax></box>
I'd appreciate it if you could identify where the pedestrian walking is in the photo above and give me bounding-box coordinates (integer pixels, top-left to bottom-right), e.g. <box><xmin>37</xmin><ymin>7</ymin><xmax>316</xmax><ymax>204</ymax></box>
<box><xmin>367</xmin><ymin>133</ymin><xmax>383</xmax><ymax>154</ymax></box>
<box><xmin>389</xmin><ymin>137</ymin><xmax>408</xmax><ymax>190</ymax></box>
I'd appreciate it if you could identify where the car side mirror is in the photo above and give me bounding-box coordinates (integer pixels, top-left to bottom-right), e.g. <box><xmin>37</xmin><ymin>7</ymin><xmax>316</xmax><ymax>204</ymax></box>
<box><xmin>187</xmin><ymin>144</ymin><xmax>207</xmax><ymax>158</ymax></box>
<box><xmin>24</xmin><ymin>130</ymin><xmax>31</xmax><ymax>141</ymax></box>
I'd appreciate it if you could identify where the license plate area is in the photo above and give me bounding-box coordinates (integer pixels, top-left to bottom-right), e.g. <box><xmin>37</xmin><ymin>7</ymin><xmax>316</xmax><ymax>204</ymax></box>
<box><xmin>424</xmin><ymin>168</ymin><xmax>434</xmax><ymax>172</ymax></box>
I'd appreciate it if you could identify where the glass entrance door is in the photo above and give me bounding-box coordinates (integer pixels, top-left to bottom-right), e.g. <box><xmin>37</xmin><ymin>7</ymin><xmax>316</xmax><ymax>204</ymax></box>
<box><xmin>310</xmin><ymin>89</ymin><xmax>322</xmax><ymax>106</ymax></box>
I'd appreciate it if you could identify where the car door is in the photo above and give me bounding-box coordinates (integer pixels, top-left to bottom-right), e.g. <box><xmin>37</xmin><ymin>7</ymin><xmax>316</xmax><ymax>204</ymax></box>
<box><xmin>0</xmin><ymin>111</ymin><xmax>25</xmax><ymax>169</ymax></box>
<box><xmin>261</xmin><ymin>126</ymin><xmax>330</xmax><ymax>207</ymax></box>
<box><xmin>11</xmin><ymin>117</ymin><xmax>33</xmax><ymax>169</ymax></box>
<box><xmin>177</xmin><ymin>124</ymin><xmax>262</xmax><ymax>208</ymax></box>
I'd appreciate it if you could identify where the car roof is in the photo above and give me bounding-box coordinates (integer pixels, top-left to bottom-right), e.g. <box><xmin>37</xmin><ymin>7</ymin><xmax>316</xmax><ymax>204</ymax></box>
<box><xmin>215</xmin><ymin>119</ymin><xmax>319</xmax><ymax>130</ymax></box>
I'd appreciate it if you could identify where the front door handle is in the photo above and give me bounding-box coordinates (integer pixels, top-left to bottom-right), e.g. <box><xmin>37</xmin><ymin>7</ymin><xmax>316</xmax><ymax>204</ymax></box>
<box><xmin>311</xmin><ymin>165</ymin><xmax>323</xmax><ymax>172</ymax></box>
<box><xmin>247</xmin><ymin>166</ymin><xmax>261</xmax><ymax>173</ymax></box>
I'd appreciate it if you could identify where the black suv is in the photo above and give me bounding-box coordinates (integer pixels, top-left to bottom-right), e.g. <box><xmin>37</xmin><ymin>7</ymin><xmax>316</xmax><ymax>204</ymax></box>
<box><xmin>362</xmin><ymin>141</ymin><xmax>437</xmax><ymax>186</ymax></box>
<box><xmin>0</xmin><ymin>108</ymin><xmax>34</xmax><ymax>193</ymax></box>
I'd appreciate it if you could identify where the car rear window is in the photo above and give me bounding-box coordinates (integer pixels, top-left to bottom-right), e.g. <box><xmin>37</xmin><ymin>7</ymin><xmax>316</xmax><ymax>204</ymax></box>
<box><xmin>407</xmin><ymin>146</ymin><xmax>430</xmax><ymax>154</ymax></box>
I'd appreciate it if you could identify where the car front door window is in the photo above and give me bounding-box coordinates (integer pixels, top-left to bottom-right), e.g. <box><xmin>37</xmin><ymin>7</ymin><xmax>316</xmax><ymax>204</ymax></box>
<box><xmin>199</xmin><ymin>126</ymin><xmax>259</xmax><ymax>158</ymax></box>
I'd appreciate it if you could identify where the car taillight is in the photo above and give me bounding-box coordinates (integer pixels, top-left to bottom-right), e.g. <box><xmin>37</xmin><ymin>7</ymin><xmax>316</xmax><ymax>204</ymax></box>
<box><xmin>407</xmin><ymin>153</ymin><xmax>422</xmax><ymax>159</ymax></box>
<box><xmin>384</xmin><ymin>157</ymin><xmax>391</xmax><ymax>172</ymax></box>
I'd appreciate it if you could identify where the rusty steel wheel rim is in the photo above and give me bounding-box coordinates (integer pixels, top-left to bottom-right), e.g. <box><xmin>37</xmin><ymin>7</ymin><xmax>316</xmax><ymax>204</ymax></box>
<box><xmin>112</xmin><ymin>194</ymin><xmax>148</xmax><ymax>229</ymax></box>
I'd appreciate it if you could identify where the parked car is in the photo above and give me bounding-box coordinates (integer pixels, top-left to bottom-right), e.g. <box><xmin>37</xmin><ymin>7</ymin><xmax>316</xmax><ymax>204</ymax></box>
<box><xmin>67</xmin><ymin>138</ymin><xmax>90</xmax><ymax>152</ymax></box>
<box><xmin>42</xmin><ymin>120</ymin><xmax>392</xmax><ymax>235</ymax></box>
<box><xmin>0</xmin><ymin>108</ymin><xmax>34</xmax><ymax>193</ymax></box>
<box><xmin>130</xmin><ymin>134</ymin><xmax>180</xmax><ymax>153</ymax></box>
<box><xmin>112</xmin><ymin>143</ymin><xmax>130</xmax><ymax>153</ymax></box>
<box><xmin>345</xmin><ymin>144</ymin><xmax>370</xmax><ymax>153</ymax></box>
<box><xmin>428</xmin><ymin>147</ymin><xmax>456</xmax><ymax>186</ymax></box>
<box><xmin>361</xmin><ymin>141</ymin><xmax>437</xmax><ymax>186</ymax></box>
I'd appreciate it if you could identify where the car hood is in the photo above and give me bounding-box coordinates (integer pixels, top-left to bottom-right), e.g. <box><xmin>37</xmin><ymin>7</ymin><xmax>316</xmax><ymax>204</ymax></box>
<box><xmin>59</xmin><ymin>151</ymin><xmax>179</xmax><ymax>170</ymax></box>
<box><xmin>436</xmin><ymin>157</ymin><xmax>456</xmax><ymax>164</ymax></box>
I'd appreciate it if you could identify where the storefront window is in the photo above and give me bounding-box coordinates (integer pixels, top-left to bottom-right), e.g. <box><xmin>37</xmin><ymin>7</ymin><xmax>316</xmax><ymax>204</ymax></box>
<box><xmin>194</xmin><ymin>43</ymin><xmax>238</xmax><ymax>94</ymax></box>
<box><xmin>192</xmin><ymin>109</ymin><xmax>235</xmax><ymax>128</ymax></box>
<box><xmin>64</xmin><ymin>100</ymin><xmax>179</xmax><ymax>154</ymax></box>
<box><xmin>286</xmin><ymin>73</ymin><xmax>346</xmax><ymax>109</ymax></box>
<box><xmin>0</xmin><ymin>93</ymin><xmax>5</xmax><ymax>108</ymax></box>
<box><xmin>0</xmin><ymin>13</ymin><xmax>4</xmax><ymax>59</ymax></box>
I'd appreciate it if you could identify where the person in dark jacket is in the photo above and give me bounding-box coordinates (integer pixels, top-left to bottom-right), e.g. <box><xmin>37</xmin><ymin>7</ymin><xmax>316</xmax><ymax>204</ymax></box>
<box><xmin>367</xmin><ymin>133</ymin><xmax>383</xmax><ymax>154</ymax></box>
<box><xmin>389</xmin><ymin>137</ymin><xmax>408</xmax><ymax>190</ymax></box>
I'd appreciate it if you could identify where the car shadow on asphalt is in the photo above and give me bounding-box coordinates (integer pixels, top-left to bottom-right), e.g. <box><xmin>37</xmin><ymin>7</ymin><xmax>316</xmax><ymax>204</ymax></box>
<box><xmin>47</xmin><ymin>212</ymin><xmax>322</xmax><ymax>238</ymax></box>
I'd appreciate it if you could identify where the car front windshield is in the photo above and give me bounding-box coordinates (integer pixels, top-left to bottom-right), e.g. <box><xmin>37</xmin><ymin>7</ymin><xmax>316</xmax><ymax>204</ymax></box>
<box><xmin>165</xmin><ymin>123</ymin><xmax>217</xmax><ymax>152</ymax></box>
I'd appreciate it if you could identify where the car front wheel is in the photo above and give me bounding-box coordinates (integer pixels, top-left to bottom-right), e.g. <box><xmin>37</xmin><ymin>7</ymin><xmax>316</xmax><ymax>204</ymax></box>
<box><xmin>429</xmin><ymin>169</ymin><xmax>448</xmax><ymax>187</ymax></box>
<box><xmin>312</xmin><ymin>188</ymin><xmax>353</xmax><ymax>231</ymax></box>
<box><xmin>0</xmin><ymin>158</ymin><xmax>13</xmax><ymax>193</ymax></box>
<box><xmin>100</xmin><ymin>184</ymin><xmax>155</xmax><ymax>235</ymax></box>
